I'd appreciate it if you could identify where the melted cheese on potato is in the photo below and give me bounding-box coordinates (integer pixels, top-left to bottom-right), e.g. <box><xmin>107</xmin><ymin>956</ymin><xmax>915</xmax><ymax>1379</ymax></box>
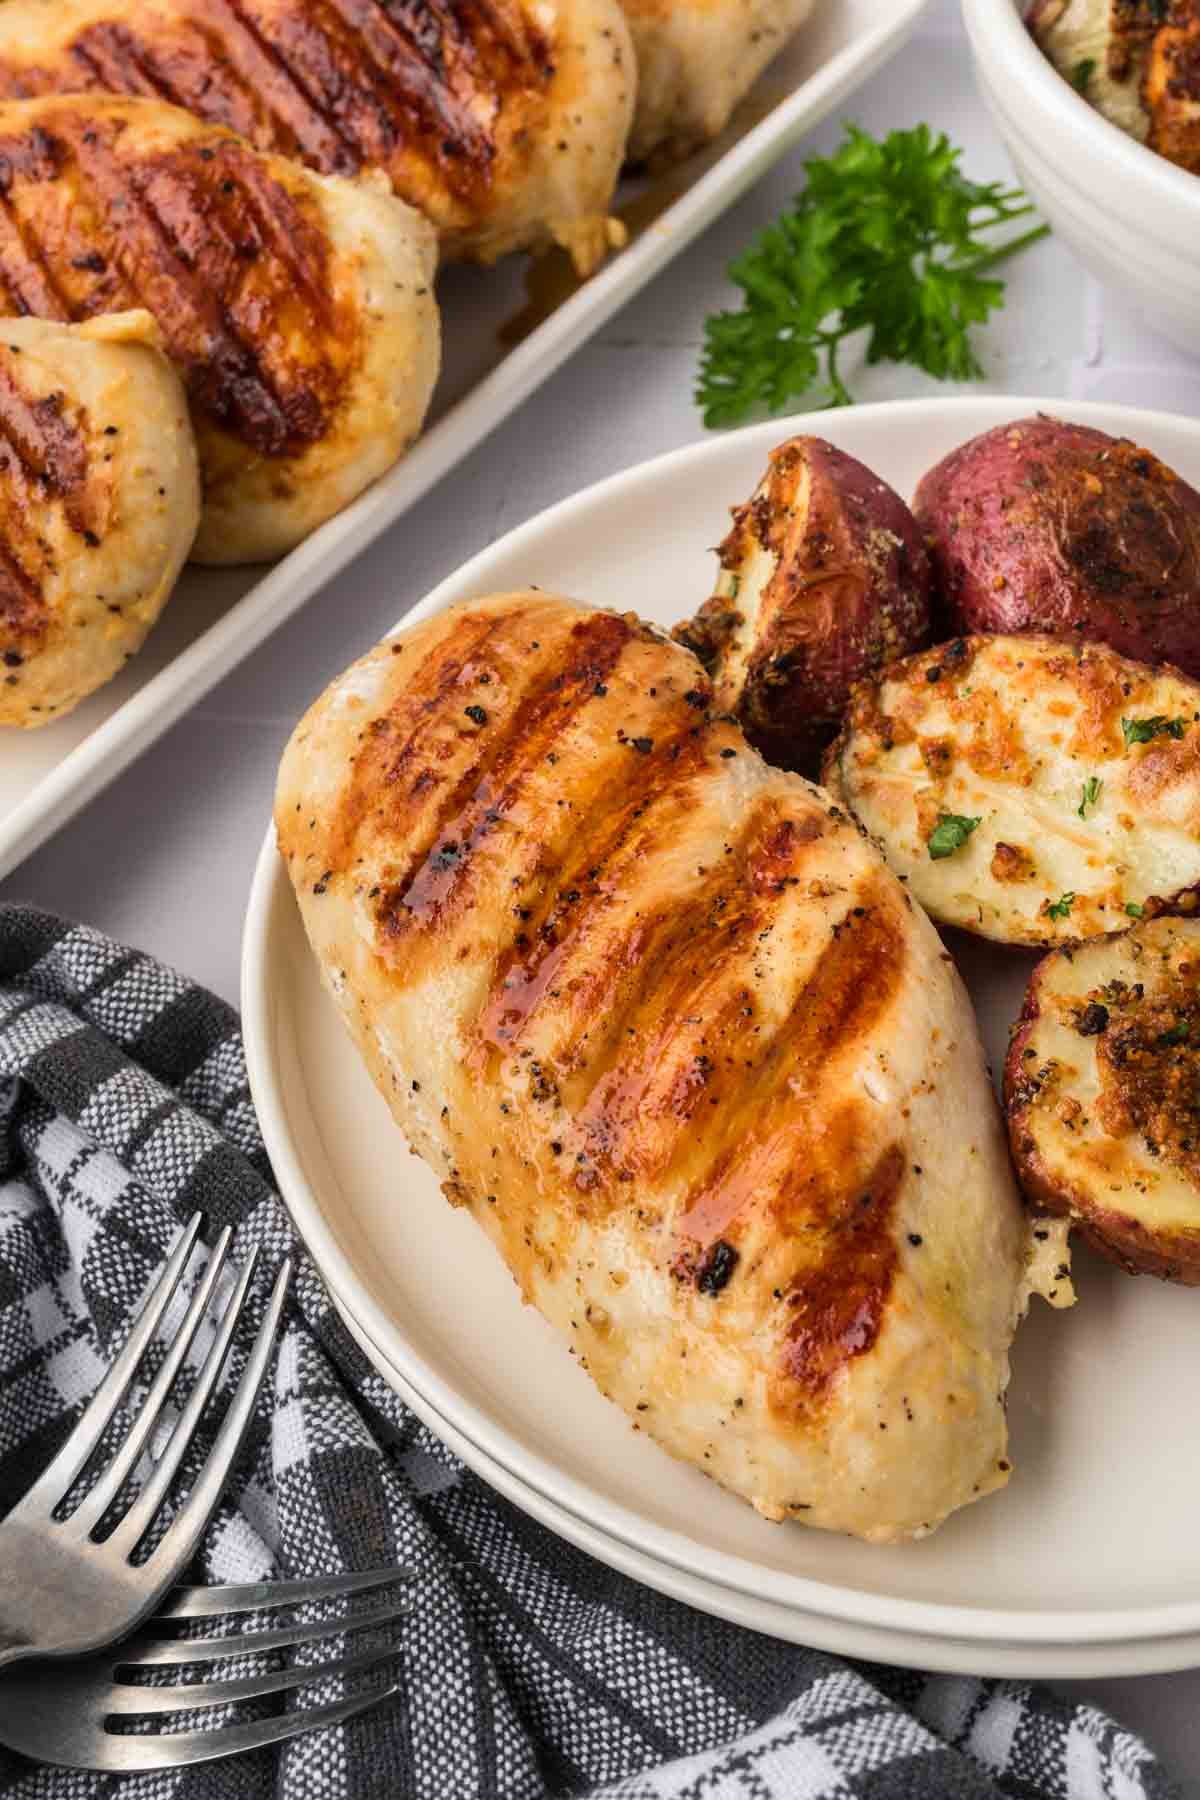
<box><xmin>824</xmin><ymin>634</ymin><xmax>1200</xmax><ymax>947</ymax></box>
<box><xmin>1006</xmin><ymin>915</ymin><xmax>1200</xmax><ymax>1284</ymax></box>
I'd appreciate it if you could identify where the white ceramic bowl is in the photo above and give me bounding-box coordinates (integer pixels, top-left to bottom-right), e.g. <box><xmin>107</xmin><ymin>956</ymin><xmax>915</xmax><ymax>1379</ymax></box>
<box><xmin>961</xmin><ymin>0</ymin><xmax>1200</xmax><ymax>351</ymax></box>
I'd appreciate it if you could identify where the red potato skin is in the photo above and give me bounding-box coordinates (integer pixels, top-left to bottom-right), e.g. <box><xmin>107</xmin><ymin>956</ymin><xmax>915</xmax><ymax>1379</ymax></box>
<box><xmin>914</xmin><ymin>415</ymin><xmax>1200</xmax><ymax>675</ymax></box>
<box><xmin>1005</xmin><ymin>938</ymin><xmax>1200</xmax><ymax>1284</ymax></box>
<box><xmin>675</xmin><ymin>437</ymin><xmax>934</xmax><ymax>775</ymax></box>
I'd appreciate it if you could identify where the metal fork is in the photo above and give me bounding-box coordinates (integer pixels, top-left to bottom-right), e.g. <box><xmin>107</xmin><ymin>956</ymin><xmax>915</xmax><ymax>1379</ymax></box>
<box><xmin>0</xmin><ymin>1569</ymin><xmax>411</xmax><ymax>1769</ymax></box>
<box><xmin>0</xmin><ymin>1212</ymin><xmax>291</xmax><ymax>1669</ymax></box>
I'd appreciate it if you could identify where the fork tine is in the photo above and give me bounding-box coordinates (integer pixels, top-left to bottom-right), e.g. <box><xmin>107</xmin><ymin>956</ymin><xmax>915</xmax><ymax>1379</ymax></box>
<box><xmin>117</xmin><ymin>1597</ymin><xmax>412</xmax><ymax>1666</ymax></box>
<box><xmin>68</xmin><ymin>1226</ymin><xmax>235</xmax><ymax>1535</ymax></box>
<box><xmin>106</xmin><ymin>1642</ymin><xmax>400</xmax><ymax>1713</ymax></box>
<box><xmin>106</xmin><ymin>1247</ymin><xmax>264</xmax><ymax>1559</ymax></box>
<box><xmin>160</xmin><ymin>1568</ymin><xmax>412</xmax><ymax>1620</ymax></box>
<box><xmin>21</xmin><ymin>1213</ymin><xmax>203</xmax><ymax>1510</ymax></box>
<box><xmin>97</xmin><ymin>1680</ymin><xmax>402</xmax><ymax>1770</ymax></box>
<box><xmin>135</xmin><ymin>1257</ymin><xmax>291</xmax><ymax>1575</ymax></box>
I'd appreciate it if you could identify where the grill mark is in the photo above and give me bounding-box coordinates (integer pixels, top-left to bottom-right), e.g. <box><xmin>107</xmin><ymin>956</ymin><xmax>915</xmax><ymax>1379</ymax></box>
<box><xmin>217</xmin><ymin>0</ymin><xmax>365</xmax><ymax>169</ymax></box>
<box><xmin>0</xmin><ymin>0</ymin><xmax>554</xmax><ymax>211</ymax></box>
<box><xmin>473</xmin><ymin>725</ymin><xmax>717</xmax><ymax>1058</ymax></box>
<box><xmin>364</xmin><ymin>0</ymin><xmax>454</xmax><ymax>77</ymax></box>
<box><xmin>56</xmin><ymin>120</ymin><xmax>339</xmax><ymax>456</ymax></box>
<box><xmin>672</xmin><ymin>898</ymin><xmax>905</xmax><ymax>1249</ymax></box>
<box><xmin>0</xmin><ymin>532</ymin><xmax>42</xmax><ymax>641</ymax></box>
<box><xmin>0</xmin><ymin>191</ymin><xmax>71</xmax><ymax>320</ymax></box>
<box><xmin>375</xmin><ymin>613</ymin><xmax>637</xmax><ymax>937</ymax></box>
<box><xmin>0</xmin><ymin>367</ymin><xmax>93</xmax><ymax>538</ymax></box>
<box><xmin>320</xmin><ymin>0</ymin><xmax>500</xmax><ymax>173</ymax></box>
<box><xmin>134</xmin><ymin>161</ymin><xmax>314</xmax><ymax>447</ymax></box>
<box><xmin>324</xmin><ymin>612</ymin><xmax>520</xmax><ymax>876</ymax></box>
<box><xmin>76</xmin><ymin>141</ymin><xmax>293</xmax><ymax>453</ymax></box>
<box><xmin>69</xmin><ymin>38</ymin><xmax>163</xmax><ymax>100</ymax></box>
<box><xmin>780</xmin><ymin>1141</ymin><xmax>906</xmax><ymax>1401</ymax></box>
<box><xmin>565</xmin><ymin>804</ymin><xmax>831</xmax><ymax>1175</ymax></box>
<box><xmin>292</xmin><ymin>0</ymin><xmax>439</xmax><ymax>161</ymax></box>
<box><xmin>80</xmin><ymin>28</ymin><xmax>189</xmax><ymax>109</ymax></box>
<box><xmin>47</xmin><ymin>17</ymin><xmax>357</xmax><ymax>169</ymax></box>
<box><xmin>221</xmin><ymin>145</ymin><xmax>340</xmax><ymax>313</ymax></box>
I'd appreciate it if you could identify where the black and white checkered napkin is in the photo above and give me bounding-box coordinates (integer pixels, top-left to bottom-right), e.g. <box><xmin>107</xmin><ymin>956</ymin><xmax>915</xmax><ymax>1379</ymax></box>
<box><xmin>0</xmin><ymin>905</ymin><xmax>1181</xmax><ymax>1800</ymax></box>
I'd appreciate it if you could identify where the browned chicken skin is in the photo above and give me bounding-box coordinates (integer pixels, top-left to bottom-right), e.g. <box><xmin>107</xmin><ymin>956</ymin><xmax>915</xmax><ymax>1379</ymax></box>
<box><xmin>0</xmin><ymin>0</ymin><xmax>636</xmax><ymax>271</ymax></box>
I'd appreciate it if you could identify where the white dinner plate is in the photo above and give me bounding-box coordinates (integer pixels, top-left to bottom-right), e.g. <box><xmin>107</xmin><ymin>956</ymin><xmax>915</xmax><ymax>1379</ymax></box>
<box><xmin>243</xmin><ymin>397</ymin><xmax>1200</xmax><ymax>1676</ymax></box>
<box><xmin>0</xmin><ymin>0</ymin><xmax>926</xmax><ymax>882</ymax></box>
<box><xmin>331</xmin><ymin>1292</ymin><xmax>1200</xmax><ymax>1679</ymax></box>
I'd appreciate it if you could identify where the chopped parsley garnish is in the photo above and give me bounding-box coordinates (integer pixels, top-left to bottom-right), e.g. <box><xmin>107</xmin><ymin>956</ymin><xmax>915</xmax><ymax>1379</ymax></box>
<box><xmin>696</xmin><ymin>124</ymin><xmax>1048</xmax><ymax>423</ymax></box>
<box><xmin>1046</xmin><ymin>892</ymin><xmax>1076</xmax><ymax>922</ymax></box>
<box><xmin>1121</xmin><ymin>715</ymin><xmax>1187</xmax><ymax>748</ymax></box>
<box><xmin>1071</xmin><ymin>58</ymin><xmax>1096</xmax><ymax>93</ymax></box>
<box><xmin>1077</xmin><ymin>776</ymin><xmax>1102</xmax><ymax>818</ymax></box>
<box><xmin>1126</xmin><ymin>902</ymin><xmax>1145</xmax><ymax>919</ymax></box>
<box><xmin>1158</xmin><ymin>1021</ymin><xmax>1190</xmax><ymax>1048</ymax></box>
<box><xmin>927</xmin><ymin>812</ymin><xmax>982</xmax><ymax>860</ymax></box>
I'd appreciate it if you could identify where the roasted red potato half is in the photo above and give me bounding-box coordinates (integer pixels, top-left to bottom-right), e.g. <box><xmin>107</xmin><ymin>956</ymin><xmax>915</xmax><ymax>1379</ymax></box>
<box><xmin>914</xmin><ymin>416</ymin><xmax>1200</xmax><ymax>675</ymax></box>
<box><xmin>823</xmin><ymin>633</ymin><xmax>1200</xmax><ymax>947</ymax></box>
<box><xmin>675</xmin><ymin>437</ymin><xmax>933</xmax><ymax>774</ymax></box>
<box><xmin>1006</xmin><ymin>914</ymin><xmax>1200</xmax><ymax>1283</ymax></box>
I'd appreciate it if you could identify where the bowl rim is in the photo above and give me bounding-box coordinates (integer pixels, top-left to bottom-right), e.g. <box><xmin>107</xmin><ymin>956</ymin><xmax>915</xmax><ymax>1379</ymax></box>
<box><xmin>961</xmin><ymin>0</ymin><xmax>1200</xmax><ymax>219</ymax></box>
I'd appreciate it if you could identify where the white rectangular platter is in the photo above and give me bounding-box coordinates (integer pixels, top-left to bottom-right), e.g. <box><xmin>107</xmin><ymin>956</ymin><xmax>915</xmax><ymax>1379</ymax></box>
<box><xmin>0</xmin><ymin>0</ymin><xmax>925</xmax><ymax>881</ymax></box>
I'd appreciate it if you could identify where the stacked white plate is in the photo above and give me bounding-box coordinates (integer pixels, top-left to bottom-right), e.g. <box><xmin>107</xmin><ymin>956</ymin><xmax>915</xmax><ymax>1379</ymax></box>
<box><xmin>243</xmin><ymin>399</ymin><xmax>1200</xmax><ymax>1679</ymax></box>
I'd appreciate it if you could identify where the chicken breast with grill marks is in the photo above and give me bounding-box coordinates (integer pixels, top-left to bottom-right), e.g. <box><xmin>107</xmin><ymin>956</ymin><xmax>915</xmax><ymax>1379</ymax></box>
<box><xmin>277</xmin><ymin>591</ymin><xmax>1066</xmax><ymax>1543</ymax></box>
<box><xmin>0</xmin><ymin>310</ymin><xmax>198</xmax><ymax>727</ymax></box>
<box><xmin>0</xmin><ymin>0</ymin><xmax>635</xmax><ymax>275</ymax></box>
<box><xmin>621</xmin><ymin>0</ymin><xmax>816</xmax><ymax>164</ymax></box>
<box><xmin>0</xmin><ymin>94</ymin><xmax>440</xmax><ymax>565</ymax></box>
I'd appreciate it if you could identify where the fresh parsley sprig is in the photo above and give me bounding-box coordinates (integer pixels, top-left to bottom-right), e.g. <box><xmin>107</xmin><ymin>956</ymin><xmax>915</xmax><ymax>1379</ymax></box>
<box><xmin>697</xmin><ymin>124</ymin><xmax>1049</xmax><ymax>427</ymax></box>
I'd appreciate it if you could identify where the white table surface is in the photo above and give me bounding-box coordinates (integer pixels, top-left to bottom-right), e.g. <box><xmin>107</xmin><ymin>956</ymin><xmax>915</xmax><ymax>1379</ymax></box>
<box><xmin>4</xmin><ymin>0</ymin><xmax>1199</xmax><ymax>1786</ymax></box>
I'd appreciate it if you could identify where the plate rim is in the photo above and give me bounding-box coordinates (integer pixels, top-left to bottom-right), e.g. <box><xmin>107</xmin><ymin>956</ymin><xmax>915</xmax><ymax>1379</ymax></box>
<box><xmin>244</xmin><ymin>394</ymin><xmax>1200</xmax><ymax>1654</ymax></box>
<box><xmin>332</xmin><ymin>1290</ymin><xmax>1200</xmax><ymax>1678</ymax></box>
<box><xmin>0</xmin><ymin>0</ymin><xmax>927</xmax><ymax>884</ymax></box>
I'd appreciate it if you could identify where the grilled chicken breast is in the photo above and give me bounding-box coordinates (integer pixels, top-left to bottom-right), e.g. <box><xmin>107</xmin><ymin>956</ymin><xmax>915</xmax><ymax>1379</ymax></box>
<box><xmin>0</xmin><ymin>95</ymin><xmax>439</xmax><ymax>565</ymax></box>
<box><xmin>0</xmin><ymin>0</ymin><xmax>635</xmax><ymax>274</ymax></box>
<box><xmin>0</xmin><ymin>310</ymin><xmax>198</xmax><ymax>727</ymax></box>
<box><xmin>277</xmin><ymin>591</ymin><xmax>1062</xmax><ymax>1544</ymax></box>
<box><xmin>621</xmin><ymin>0</ymin><xmax>815</xmax><ymax>163</ymax></box>
<box><xmin>1007</xmin><ymin>913</ymin><xmax>1200</xmax><ymax>1283</ymax></box>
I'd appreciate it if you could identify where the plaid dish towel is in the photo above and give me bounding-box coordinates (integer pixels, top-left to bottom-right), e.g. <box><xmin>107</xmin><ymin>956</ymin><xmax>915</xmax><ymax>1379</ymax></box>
<box><xmin>0</xmin><ymin>905</ymin><xmax>1181</xmax><ymax>1800</ymax></box>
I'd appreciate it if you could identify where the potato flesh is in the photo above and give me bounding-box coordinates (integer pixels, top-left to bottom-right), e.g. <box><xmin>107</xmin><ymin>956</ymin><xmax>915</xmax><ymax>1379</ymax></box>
<box><xmin>677</xmin><ymin>436</ymin><xmax>931</xmax><ymax>776</ymax></box>
<box><xmin>1006</xmin><ymin>916</ymin><xmax>1200</xmax><ymax>1279</ymax></box>
<box><xmin>824</xmin><ymin>634</ymin><xmax>1200</xmax><ymax>947</ymax></box>
<box><xmin>1030</xmin><ymin>0</ymin><xmax>1200</xmax><ymax>173</ymax></box>
<box><xmin>1030</xmin><ymin>0</ymin><xmax>1151</xmax><ymax>141</ymax></box>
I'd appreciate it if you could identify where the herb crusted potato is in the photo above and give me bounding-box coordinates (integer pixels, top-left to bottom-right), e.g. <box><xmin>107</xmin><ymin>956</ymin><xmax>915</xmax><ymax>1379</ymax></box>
<box><xmin>1006</xmin><ymin>913</ymin><xmax>1200</xmax><ymax>1283</ymax></box>
<box><xmin>822</xmin><ymin>633</ymin><xmax>1200</xmax><ymax>947</ymax></box>
<box><xmin>914</xmin><ymin>416</ymin><xmax>1200</xmax><ymax>676</ymax></box>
